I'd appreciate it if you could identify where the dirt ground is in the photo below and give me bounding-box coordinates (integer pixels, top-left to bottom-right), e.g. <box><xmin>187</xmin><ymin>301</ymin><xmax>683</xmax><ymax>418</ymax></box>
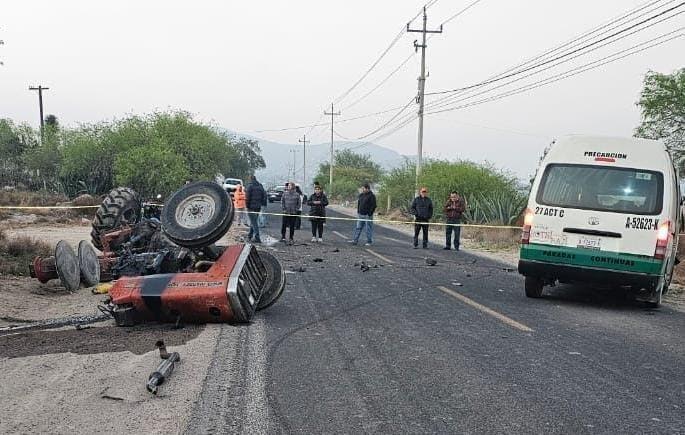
<box><xmin>0</xmin><ymin>221</ymin><xmax>250</xmax><ymax>434</ymax></box>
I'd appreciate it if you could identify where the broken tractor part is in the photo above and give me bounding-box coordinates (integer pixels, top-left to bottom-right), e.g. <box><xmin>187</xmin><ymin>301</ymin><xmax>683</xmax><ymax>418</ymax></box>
<box><xmin>256</xmin><ymin>250</ymin><xmax>286</xmax><ymax>311</ymax></box>
<box><xmin>78</xmin><ymin>240</ymin><xmax>101</xmax><ymax>287</ymax></box>
<box><xmin>91</xmin><ymin>187</ymin><xmax>142</xmax><ymax>251</ymax></box>
<box><xmin>55</xmin><ymin>240</ymin><xmax>80</xmax><ymax>291</ymax></box>
<box><xmin>146</xmin><ymin>340</ymin><xmax>181</xmax><ymax>395</ymax></box>
<box><xmin>161</xmin><ymin>181</ymin><xmax>234</xmax><ymax>248</ymax></box>
<box><xmin>108</xmin><ymin>244</ymin><xmax>268</xmax><ymax>326</ymax></box>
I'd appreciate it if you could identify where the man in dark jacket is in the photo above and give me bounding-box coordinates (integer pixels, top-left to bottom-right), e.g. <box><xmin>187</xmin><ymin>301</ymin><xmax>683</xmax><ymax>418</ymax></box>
<box><xmin>307</xmin><ymin>185</ymin><xmax>329</xmax><ymax>242</ymax></box>
<box><xmin>350</xmin><ymin>183</ymin><xmax>376</xmax><ymax>246</ymax></box>
<box><xmin>245</xmin><ymin>175</ymin><xmax>267</xmax><ymax>243</ymax></box>
<box><xmin>410</xmin><ymin>187</ymin><xmax>434</xmax><ymax>249</ymax></box>
<box><xmin>444</xmin><ymin>191</ymin><xmax>466</xmax><ymax>251</ymax></box>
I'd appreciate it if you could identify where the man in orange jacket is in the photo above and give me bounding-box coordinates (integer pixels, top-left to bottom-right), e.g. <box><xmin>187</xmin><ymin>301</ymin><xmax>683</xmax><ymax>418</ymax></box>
<box><xmin>233</xmin><ymin>184</ymin><xmax>247</xmax><ymax>226</ymax></box>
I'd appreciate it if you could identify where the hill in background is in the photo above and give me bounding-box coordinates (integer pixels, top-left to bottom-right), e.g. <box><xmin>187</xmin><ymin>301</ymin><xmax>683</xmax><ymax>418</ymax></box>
<box><xmin>228</xmin><ymin>131</ymin><xmax>411</xmax><ymax>188</ymax></box>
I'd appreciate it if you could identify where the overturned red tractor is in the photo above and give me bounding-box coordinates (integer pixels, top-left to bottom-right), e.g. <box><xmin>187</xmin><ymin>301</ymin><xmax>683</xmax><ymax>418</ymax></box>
<box><xmin>30</xmin><ymin>182</ymin><xmax>285</xmax><ymax>325</ymax></box>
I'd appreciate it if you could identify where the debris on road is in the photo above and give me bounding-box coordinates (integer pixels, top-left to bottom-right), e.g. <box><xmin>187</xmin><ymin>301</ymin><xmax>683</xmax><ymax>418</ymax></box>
<box><xmin>452</xmin><ymin>282</ymin><xmax>463</xmax><ymax>287</ymax></box>
<box><xmin>425</xmin><ymin>257</ymin><xmax>437</xmax><ymax>266</ymax></box>
<box><xmin>147</xmin><ymin>340</ymin><xmax>181</xmax><ymax>395</ymax></box>
<box><xmin>291</xmin><ymin>266</ymin><xmax>307</xmax><ymax>272</ymax></box>
<box><xmin>312</xmin><ymin>258</ymin><xmax>323</xmax><ymax>262</ymax></box>
<box><xmin>360</xmin><ymin>261</ymin><xmax>370</xmax><ymax>272</ymax></box>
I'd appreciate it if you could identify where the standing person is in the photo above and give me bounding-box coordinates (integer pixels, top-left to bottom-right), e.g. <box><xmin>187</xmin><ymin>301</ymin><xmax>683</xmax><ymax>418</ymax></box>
<box><xmin>350</xmin><ymin>183</ymin><xmax>376</xmax><ymax>246</ymax></box>
<box><xmin>307</xmin><ymin>184</ymin><xmax>329</xmax><ymax>242</ymax></box>
<box><xmin>245</xmin><ymin>175</ymin><xmax>266</xmax><ymax>243</ymax></box>
<box><xmin>294</xmin><ymin>184</ymin><xmax>305</xmax><ymax>230</ymax></box>
<box><xmin>444</xmin><ymin>191</ymin><xmax>467</xmax><ymax>251</ymax></box>
<box><xmin>280</xmin><ymin>182</ymin><xmax>301</xmax><ymax>245</ymax></box>
<box><xmin>233</xmin><ymin>184</ymin><xmax>247</xmax><ymax>226</ymax></box>
<box><xmin>410</xmin><ymin>187</ymin><xmax>434</xmax><ymax>249</ymax></box>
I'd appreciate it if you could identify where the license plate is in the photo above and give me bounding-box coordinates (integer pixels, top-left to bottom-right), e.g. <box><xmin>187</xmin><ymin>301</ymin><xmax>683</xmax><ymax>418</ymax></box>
<box><xmin>577</xmin><ymin>236</ymin><xmax>601</xmax><ymax>250</ymax></box>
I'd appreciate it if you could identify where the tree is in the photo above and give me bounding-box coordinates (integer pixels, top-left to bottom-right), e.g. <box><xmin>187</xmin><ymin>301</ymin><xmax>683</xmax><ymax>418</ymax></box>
<box><xmin>635</xmin><ymin>68</ymin><xmax>685</xmax><ymax>168</ymax></box>
<box><xmin>313</xmin><ymin>149</ymin><xmax>383</xmax><ymax>200</ymax></box>
<box><xmin>223</xmin><ymin>135</ymin><xmax>266</xmax><ymax>180</ymax></box>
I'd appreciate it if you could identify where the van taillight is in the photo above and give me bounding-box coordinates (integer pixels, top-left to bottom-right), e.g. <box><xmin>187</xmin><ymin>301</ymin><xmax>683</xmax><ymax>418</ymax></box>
<box><xmin>521</xmin><ymin>208</ymin><xmax>534</xmax><ymax>244</ymax></box>
<box><xmin>654</xmin><ymin>220</ymin><xmax>671</xmax><ymax>260</ymax></box>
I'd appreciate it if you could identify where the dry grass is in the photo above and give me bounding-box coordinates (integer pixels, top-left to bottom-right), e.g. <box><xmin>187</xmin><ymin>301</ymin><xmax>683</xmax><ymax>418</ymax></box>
<box><xmin>0</xmin><ymin>190</ymin><xmax>98</xmax><ymax>227</ymax></box>
<box><xmin>462</xmin><ymin>226</ymin><xmax>520</xmax><ymax>250</ymax></box>
<box><xmin>0</xmin><ymin>229</ymin><xmax>52</xmax><ymax>276</ymax></box>
<box><xmin>0</xmin><ymin>189</ymin><xmax>68</xmax><ymax>207</ymax></box>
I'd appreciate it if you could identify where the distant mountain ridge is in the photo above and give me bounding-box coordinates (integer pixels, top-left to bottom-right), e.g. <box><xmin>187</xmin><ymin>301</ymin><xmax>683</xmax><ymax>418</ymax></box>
<box><xmin>226</xmin><ymin>130</ymin><xmax>411</xmax><ymax>188</ymax></box>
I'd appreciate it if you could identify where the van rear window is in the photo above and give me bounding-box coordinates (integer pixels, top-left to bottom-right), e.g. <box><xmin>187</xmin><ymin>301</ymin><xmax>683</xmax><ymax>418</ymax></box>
<box><xmin>537</xmin><ymin>164</ymin><xmax>663</xmax><ymax>215</ymax></box>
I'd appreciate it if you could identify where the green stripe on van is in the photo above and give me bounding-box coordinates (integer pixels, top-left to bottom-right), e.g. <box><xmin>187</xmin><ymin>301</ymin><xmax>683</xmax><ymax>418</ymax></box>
<box><xmin>520</xmin><ymin>243</ymin><xmax>663</xmax><ymax>275</ymax></box>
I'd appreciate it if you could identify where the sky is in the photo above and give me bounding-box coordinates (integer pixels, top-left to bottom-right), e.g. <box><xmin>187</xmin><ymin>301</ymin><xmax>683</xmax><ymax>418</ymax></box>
<box><xmin>1</xmin><ymin>0</ymin><xmax>683</xmax><ymax>179</ymax></box>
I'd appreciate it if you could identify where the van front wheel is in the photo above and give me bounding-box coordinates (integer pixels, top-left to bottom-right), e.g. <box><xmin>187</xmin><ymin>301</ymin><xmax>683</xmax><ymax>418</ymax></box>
<box><xmin>525</xmin><ymin>276</ymin><xmax>545</xmax><ymax>298</ymax></box>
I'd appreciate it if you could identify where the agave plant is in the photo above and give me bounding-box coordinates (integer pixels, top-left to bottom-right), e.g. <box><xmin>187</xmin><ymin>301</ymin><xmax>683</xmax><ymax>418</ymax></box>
<box><xmin>463</xmin><ymin>191</ymin><xmax>526</xmax><ymax>225</ymax></box>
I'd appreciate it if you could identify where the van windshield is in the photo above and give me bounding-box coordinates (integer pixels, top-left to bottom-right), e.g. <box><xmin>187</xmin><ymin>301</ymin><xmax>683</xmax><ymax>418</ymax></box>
<box><xmin>537</xmin><ymin>164</ymin><xmax>663</xmax><ymax>215</ymax></box>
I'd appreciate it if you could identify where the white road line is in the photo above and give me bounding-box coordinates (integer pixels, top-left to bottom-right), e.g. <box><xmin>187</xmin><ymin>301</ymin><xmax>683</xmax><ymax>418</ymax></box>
<box><xmin>365</xmin><ymin>248</ymin><xmax>395</xmax><ymax>264</ymax></box>
<box><xmin>437</xmin><ymin>286</ymin><xmax>534</xmax><ymax>333</ymax></box>
<box><xmin>381</xmin><ymin>236</ymin><xmax>404</xmax><ymax>244</ymax></box>
<box><xmin>332</xmin><ymin>230</ymin><xmax>348</xmax><ymax>240</ymax></box>
<box><xmin>243</xmin><ymin>317</ymin><xmax>268</xmax><ymax>435</ymax></box>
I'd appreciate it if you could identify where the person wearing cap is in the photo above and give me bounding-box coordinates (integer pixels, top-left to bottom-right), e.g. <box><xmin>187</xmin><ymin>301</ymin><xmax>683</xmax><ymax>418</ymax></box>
<box><xmin>444</xmin><ymin>191</ymin><xmax>467</xmax><ymax>251</ymax></box>
<box><xmin>410</xmin><ymin>187</ymin><xmax>434</xmax><ymax>249</ymax></box>
<box><xmin>350</xmin><ymin>182</ymin><xmax>376</xmax><ymax>246</ymax></box>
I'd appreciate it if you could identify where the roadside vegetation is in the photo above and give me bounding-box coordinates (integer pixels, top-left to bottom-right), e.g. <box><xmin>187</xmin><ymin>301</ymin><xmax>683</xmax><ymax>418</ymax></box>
<box><xmin>314</xmin><ymin>149</ymin><xmax>383</xmax><ymax>201</ymax></box>
<box><xmin>378</xmin><ymin>160</ymin><xmax>526</xmax><ymax>224</ymax></box>
<box><xmin>0</xmin><ymin>111</ymin><xmax>266</xmax><ymax>198</ymax></box>
<box><xmin>634</xmin><ymin>68</ymin><xmax>684</xmax><ymax>167</ymax></box>
<box><xmin>0</xmin><ymin>229</ymin><xmax>51</xmax><ymax>277</ymax></box>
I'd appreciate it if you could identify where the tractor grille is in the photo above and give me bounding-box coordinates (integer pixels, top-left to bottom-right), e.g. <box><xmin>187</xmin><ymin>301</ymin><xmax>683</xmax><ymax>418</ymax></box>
<box><xmin>233</xmin><ymin>245</ymin><xmax>267</xmax><ymax>321</ymax></box>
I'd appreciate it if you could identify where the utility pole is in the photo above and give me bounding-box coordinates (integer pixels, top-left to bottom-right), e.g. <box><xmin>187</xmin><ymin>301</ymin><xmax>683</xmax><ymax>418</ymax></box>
<box><xmin>29</xmin><ymin>85</ymin><xmax>50</xmax><ymax>143</ymax></box>
<box><xmin>298</xmin><ymin>134</ymin><xmax>310</xmax><ymax>190</ymax></box>
<box><xmin>324</xmin><ymin>103</ymin><xmax>341</xmax><ymax>196</ymax></box>
<box><xmin>289</xmin><ymin>149</ymin><xmax>300</xmax><ymax>182</ymax></box>
<box><xmin>407</xmin><ymin>7</ymin><xmax>442</xmax><ymax>194</ymax></box>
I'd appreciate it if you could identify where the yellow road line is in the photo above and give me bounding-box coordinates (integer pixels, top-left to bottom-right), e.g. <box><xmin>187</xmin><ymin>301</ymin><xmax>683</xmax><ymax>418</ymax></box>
<box><xmin>437</xmin><ymin>286</ymin><xmax>533</xmax><ymax>332</ymax></box>
<box><xmin>365</xmin><ymin>249</ymin><xmax>395</xmax><ymax>264</ymax></box>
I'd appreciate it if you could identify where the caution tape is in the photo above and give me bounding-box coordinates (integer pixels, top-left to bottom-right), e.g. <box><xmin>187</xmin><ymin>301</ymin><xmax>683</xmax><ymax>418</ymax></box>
<box><xmin>241</xmin><ymin>210</ymin><xmax>522</xmax><ymax>229</ymax></box>
<box><xmin>0</xmin><ymin>204</ymin><xmax>521</xmax><ymax>229</ymax></box>
<box><xmin>0</xmin><ymin>205</ymin><xmax>101</xmax><ymax>209</ymax></box>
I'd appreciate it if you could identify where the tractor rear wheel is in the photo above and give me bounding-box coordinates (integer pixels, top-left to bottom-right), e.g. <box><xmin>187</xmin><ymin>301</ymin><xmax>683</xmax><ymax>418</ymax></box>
<box><xmin>91</xmin><ymin>187</ymin><xmax>141</xmax><ymax>251</ymax></box>
<box><xmin>162</xmin><ymin>181</ymin><xmax>234</xmax><ymax>248</ymax></box>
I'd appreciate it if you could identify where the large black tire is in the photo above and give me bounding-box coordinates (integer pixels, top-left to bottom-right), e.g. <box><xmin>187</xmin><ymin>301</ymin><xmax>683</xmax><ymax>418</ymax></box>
<box><xmin>524</xmin><ymin>275</ymin><xmax>544</xmax><ymax>298</ymax></box>
<box><xmin>91</xmin><ymin>187</ymin><xmax>142</xmax><ymax>251</ymax></box>
<box><xmin>256</xmin><ymin>250</ymin><xmax>286</xmax><ymax>311</ymax></box>
<box><xmin>162</xmin><ymin>181</ymin><xmax>234</xmax><ymax>248</ymax></box>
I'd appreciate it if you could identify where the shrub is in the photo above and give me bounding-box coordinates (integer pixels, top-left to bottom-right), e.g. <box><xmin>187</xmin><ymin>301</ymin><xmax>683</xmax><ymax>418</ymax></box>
<box><xmin>378</xmin><ymin>159</ymin><xmax>525</xmax><ymax>224</ymax></box>
<box><xmin>0</xmin><ymin>230</ymin><xmax>52</xmax><ymax>276</ymax></box>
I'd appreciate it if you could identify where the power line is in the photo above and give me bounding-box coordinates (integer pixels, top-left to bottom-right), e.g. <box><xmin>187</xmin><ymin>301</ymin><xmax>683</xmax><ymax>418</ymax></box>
<box><xmin>341</xmin><ymin>50</ymin><xmax>417</xmax><ymax>112</ymax></box>
<box><xmin>424</xmin><ymin>30</ymin><xmax>684</xmax><ymax>115</ymax></box>
<box><xmin>350</xmin><ymin>97</ymin><xmax>415</xmax><ymax>140</ymax></box>
<box><xmin>426</xmin><ymin>0</ymin><xmax>684</xmax><ymax>97</ymax></box>
<box><xmin>439</xmin><ymin>0</ymin><xmax>485</xmax><ymax>27</ymax></box>
<box><xmin>423</xmin><ymin>10</ymin><xmax>685</xmax><ymax>113</ymax></box>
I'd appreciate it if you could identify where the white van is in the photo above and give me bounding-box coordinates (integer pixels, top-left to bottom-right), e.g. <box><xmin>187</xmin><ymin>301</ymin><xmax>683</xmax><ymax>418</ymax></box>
<box><xmin>518</xmin><ymin>135</ymin><xmax>681</xmax><ymax>307</ymax></box>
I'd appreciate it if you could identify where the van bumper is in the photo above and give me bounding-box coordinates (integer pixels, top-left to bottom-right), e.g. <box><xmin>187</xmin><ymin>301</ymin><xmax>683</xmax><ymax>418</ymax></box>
<box><xmin>518</xmin><ymin>259</ymin><xmax>659</xmax><ymax>290</ymax></box>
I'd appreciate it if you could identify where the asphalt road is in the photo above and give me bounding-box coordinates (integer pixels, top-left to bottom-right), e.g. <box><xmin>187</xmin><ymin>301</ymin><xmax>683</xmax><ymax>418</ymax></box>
<box><xmin>186</xmin><ymin>208</ymin><xmax>685</xmax><ymax>434</ymax></box>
